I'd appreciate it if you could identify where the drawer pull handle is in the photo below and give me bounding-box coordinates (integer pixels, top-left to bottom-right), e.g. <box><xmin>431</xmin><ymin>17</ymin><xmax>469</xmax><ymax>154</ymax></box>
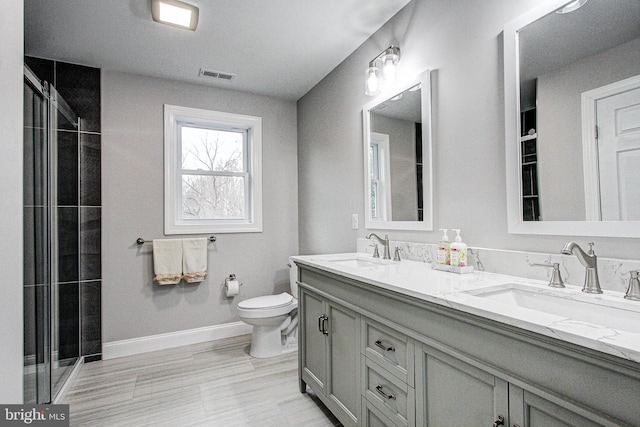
<box><xmin>374</xmin><ymin>339</ymin><xmax>395</xmax><ymax>352</ymax></box>
<box><xmin>492</xmin><ymin>415</ymin><xmax>504</xmax><ymax>427</ymax></box>
<box><xmin>375</xmin><ymin>384</ymin><xmax>396</xmax><ymax>400</ymax></box>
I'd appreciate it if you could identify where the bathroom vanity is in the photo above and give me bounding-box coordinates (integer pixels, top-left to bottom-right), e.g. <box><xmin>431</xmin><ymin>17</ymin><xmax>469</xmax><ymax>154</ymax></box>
<box><xmin>293</xmin><ymin>253</ymin><xmax>640</xmax><ymax>427</ymax></box>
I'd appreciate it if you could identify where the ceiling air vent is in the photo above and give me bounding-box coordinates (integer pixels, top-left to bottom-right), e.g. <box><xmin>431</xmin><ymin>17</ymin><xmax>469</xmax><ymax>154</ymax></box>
<box><xmin>199</xmin><ymin>69</ymin><xmax>236</xmax><ymax>81</ymax></box>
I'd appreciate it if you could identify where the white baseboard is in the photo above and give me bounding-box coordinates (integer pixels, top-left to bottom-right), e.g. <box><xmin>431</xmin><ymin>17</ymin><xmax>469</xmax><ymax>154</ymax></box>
<box><xmin>102</xmin><ymin>321</ymin><xmax>253</xmax><ymax>360</ymax></box>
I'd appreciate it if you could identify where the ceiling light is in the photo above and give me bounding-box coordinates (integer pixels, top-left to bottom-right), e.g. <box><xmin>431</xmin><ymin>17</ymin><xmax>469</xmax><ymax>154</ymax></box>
<box><xmin>151</xmin><ymin>0</ymin><xmax>199</xmax><ymax>31</ymax></box>
<box><xmin>365</xmin><ymin>46</ymin><xmax>401</xmax><ymax>96</ymax></box>
<box><xmin>556</xmin><ymin>0</ymin><xmax>588</xmax><ymax>14</ymax></box>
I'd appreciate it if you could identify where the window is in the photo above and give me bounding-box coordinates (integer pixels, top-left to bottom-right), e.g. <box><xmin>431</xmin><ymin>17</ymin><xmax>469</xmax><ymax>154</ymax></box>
<box><xmin>369</xmin><ymin>132</ymin><xmax>392</xmax><ymax>221</ymax></box>
<box><xmin>164</xmin><ymin>105</ymin><xmax>262</xmax><ymax>233</ymax></box>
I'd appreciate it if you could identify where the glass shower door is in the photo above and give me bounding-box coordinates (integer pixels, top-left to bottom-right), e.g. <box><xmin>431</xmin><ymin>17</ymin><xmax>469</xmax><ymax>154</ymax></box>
<box><xmin>24</xmin><ymin>67</ymin><xmax>80</xmax><ymax>404</ymax></box>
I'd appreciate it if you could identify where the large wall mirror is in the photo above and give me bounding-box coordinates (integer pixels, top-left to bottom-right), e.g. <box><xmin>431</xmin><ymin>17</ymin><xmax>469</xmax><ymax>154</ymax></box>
<box><xmin>504</xmin><ymin>0</ymin><xmax>640</xmax><ymax>237</ymax></box>
<box><xmin>363</xmin><ymin>69</ymin><xmax>433</xmax><ymax>230</ymax></box>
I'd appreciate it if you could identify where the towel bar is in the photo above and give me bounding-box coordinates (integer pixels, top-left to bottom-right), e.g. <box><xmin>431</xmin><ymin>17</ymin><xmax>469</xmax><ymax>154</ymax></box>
<box><xmin>136</xmin><ymin>236</ymin><xmax>216</xmax><ymax>245</ymax></box>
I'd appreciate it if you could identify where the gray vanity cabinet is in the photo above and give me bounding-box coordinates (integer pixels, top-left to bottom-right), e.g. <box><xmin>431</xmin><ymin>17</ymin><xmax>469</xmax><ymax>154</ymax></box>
<box><xmin>296</xmin><ymin>262</ymin><xmax>640</xmax><ymax>427</ymax></box>
<box><xmin>299</xmin><ymin>286</ymin><xmax>360</xmax><ymax>427</ymax></box>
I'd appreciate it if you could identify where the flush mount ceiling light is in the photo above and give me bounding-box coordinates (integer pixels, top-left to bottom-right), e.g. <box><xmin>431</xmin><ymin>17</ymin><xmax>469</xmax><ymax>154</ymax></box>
<box><xmin>151</xmin><ymin>0</ymin><xmax>199</xmax><ymax>31</ymax></box>
<box><xmin>556</xmin><ymin>0</ymin><xmax>588</xmax><ymax>14</ymax></box>
<box><xmin>365</xmin><ymin>46</ymin><xmax>401</xmax><ymax>96</ymax></box>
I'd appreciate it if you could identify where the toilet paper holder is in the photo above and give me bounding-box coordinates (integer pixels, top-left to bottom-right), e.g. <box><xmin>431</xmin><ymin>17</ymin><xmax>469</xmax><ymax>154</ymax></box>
<box><xmin>224</xmin><ymin>274</ymin><xmax>242</xmax><ymax>297</ymax></box>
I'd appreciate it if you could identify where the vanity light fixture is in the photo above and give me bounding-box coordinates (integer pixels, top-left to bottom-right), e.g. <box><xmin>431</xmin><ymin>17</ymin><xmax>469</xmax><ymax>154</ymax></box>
<box><xmin>151</xmin><ymin>0</ymin><xmax>199</xmax><ymax>31</ymax></box>
<box><xmin>556</xmin><ymin>0</ymin><xmax>588</xmax><ymax>14</ymax></box>
<box><xmin>365</xmin><ymin>46</ymin><xmax>401</xmax><ymax>96</ymax></box>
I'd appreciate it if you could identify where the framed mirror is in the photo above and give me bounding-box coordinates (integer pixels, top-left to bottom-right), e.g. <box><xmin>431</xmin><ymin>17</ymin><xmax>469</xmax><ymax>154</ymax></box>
<box><xmin>363</xmin><ymin>70</ymin><xmax>433</xmax><ymax>231</ymax></box>
<box><xmin>504</xmin><ymin>0</ymin><xmax>640</xmax><ymax>237</ymax></box>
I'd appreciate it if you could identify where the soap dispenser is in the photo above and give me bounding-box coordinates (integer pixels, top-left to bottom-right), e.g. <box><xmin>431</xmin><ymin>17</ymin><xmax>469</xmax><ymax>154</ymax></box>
<box><xmin>450</xmin><ymin>229</ymin><xmax>468</xmax><ymax>267</ymax></box>
<box><xmin>437</xmin><ymin>229</ymin><xmax>450</xmax><ymax>265</ymax></box>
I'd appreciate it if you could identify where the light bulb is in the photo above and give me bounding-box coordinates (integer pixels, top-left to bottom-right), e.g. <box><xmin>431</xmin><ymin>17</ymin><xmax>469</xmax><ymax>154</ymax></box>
<box><xmin>380</xmin><ymin>47</ymin><xmax>400</xmax><ymax>85</ymax></box>
<box><xmin>365</xmin><ymin>66</ymin><xmax>381</xmax><ymax>96</ymax></box>
<box><xmin>382</xmin><ymin>57</ymin><xmax>397</xmax><ymax>84</ymax></box>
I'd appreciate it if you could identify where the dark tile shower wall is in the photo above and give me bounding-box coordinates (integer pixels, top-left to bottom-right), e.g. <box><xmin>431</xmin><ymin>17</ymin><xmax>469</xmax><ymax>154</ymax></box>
<box><xmin>25</xmin><ymin>56</ymin><xmax>102</xmax><ymax>362</ymax></box>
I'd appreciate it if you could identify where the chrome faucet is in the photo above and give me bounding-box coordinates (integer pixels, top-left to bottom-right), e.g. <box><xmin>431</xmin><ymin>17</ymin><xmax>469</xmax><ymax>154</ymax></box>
<box><xmin>625</xmin><ymin>271</ymin><xmax>640</xmax><ymax>301</ymax></box>
<box><xmin>367</xmin><ymin>233</ymin><xmax>391</xmax><ymax>260</ymax></box>
<box><xmin>560</xmin><ymin>242</ymin><xmax>602</xmax><ymax>294</ymax></box>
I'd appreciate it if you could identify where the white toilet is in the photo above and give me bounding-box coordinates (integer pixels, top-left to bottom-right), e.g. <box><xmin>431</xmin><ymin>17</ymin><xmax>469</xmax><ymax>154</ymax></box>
<box><xmin>237</xmin><ymin>260</ymin><xmax>299</xmax><ymax>358</ymax></box>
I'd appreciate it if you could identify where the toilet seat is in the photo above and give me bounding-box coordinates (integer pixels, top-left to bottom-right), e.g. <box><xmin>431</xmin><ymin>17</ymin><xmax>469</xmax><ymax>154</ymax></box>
<box><xmin>237</xmin><ymin>292</ymin><xmax>297</xmax><ymax>319</ymax></box>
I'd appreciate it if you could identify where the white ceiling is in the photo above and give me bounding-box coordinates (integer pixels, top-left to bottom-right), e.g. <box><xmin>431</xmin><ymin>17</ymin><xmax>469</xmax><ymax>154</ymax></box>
<box><xmin>24</xmin><ymin>0</ymin><xmax>411</xmax><ymax>101</ymax></box>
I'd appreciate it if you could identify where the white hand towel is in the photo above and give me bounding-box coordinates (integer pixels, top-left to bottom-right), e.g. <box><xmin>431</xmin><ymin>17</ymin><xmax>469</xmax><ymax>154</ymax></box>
<box><xmin>182</xmin><ymin>238</ymin><xmax>208</xmax><ymax>283</ymax></box>
<box><xmin>153</xmin><ymin>239</ymin><xmax>183</xmax><ymax>285</ymax></box>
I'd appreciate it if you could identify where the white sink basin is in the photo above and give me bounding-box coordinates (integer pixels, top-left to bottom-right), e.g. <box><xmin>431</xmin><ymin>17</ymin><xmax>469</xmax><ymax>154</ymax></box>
<box><xmin>326</xmin><ymin>257</ymin><xmax>391</xmax><ymax>269</ymax></box>
<box><xmin>465</xmin><ymin>283</ymin><xmax>640</xmax><ymax>334</ymax></box>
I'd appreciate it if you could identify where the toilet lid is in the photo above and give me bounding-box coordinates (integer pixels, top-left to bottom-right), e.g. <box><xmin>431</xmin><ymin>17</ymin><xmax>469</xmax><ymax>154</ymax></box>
<box><xmin>238</xmin><ymin>292</ymin><xmax>294</xmax><ymax>310</ymax></box>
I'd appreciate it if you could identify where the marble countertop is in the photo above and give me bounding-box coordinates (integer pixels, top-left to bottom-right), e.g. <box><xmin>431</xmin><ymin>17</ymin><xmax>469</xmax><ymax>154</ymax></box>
<box><xmin>292</xmin><ymin>252</ymin><xmax>640</xmax><ymax>364</ymax></box>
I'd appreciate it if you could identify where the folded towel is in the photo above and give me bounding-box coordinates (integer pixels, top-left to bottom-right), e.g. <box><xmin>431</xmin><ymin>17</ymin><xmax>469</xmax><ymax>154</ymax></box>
<box><xmin>153</xmin><ymin>239</ymin><xmax>183</xmax><ymax>285</ymax></box>
<box><xmin>182</xmin><ymin>238</ymin><xmax>208</xmax><ymax>283</ymax></box>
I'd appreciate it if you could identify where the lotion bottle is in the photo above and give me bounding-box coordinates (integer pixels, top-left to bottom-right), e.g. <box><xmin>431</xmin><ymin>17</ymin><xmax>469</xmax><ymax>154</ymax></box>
<box><xmin>450</xmin><ymin>229</ymin><xmax>468</xmax><ymax>267</ymax></box>
<box><xmin>437</xmin><ymin>229</ymin><xmax>450</xmax><ymax>265</ymax></box>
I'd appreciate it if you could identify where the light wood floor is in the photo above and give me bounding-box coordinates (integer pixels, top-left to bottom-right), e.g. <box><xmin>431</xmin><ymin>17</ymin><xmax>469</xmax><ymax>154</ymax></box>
<box><xmin>62</xmin><ymin>335</ymin><xmax>342</xmax><ymax>426</ymax></box>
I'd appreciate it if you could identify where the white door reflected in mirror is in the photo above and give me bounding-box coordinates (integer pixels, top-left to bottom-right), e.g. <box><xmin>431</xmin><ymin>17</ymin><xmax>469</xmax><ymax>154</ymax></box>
<box><xmin>596</xmin><ymin>87</ymin><xmax>640</xmax><ymax>221</ymax></box>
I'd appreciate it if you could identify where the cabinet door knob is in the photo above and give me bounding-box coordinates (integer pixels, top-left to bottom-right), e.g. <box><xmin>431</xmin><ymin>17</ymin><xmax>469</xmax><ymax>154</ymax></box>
<box><xmin>375</xmin><ymin>384</ymin><xmax>396</xmax><ymax>400</ymax></box>
<box><xmin>374</xmin><ymin>339</ymin><xmax>395</xmax><ymax>352</ymax></box>
<box><xmin>492</xmin><ymin>415</ymin><xmax>504</xmax><ymax>427</ymax></box>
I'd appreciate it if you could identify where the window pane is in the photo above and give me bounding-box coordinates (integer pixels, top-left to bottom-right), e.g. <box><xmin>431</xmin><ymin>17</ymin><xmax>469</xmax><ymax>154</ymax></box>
<box><xmin>182</xmin><ymin>174</ymin><xmax>246</xmax><ymax>219</ymax></box>
<box><xmin>181</xmin><ymin>126</ymin><xmax>244</xmax><ymax>172</ymax></box>
<box><xmin>370</xmin><ymin>144</ymin><xmax>380</xmax><ymax>179</ymax></box>
<box><xmin>371</xmin><ymin>182</ymin><xmax>378</xmax><ymax>218</ymax></box>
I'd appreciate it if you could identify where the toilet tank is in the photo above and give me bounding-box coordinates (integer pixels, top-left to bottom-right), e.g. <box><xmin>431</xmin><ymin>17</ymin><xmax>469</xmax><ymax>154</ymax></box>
<box><xmin>288</xmin><ymin>258</ymin><xmax>299</xmax><ymax>299</ymax></box>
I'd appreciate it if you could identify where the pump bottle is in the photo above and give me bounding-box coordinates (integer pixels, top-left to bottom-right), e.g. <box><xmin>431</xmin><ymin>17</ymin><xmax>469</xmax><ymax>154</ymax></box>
<box><xmin>450</xmin><ymin>229</ymin><xmax>468</xmax><ymax>267</ymax></box>
<box><xmin>437</xmin><ymin>229</ymin><xmax>450</xmax><ymax>265</ymax></box>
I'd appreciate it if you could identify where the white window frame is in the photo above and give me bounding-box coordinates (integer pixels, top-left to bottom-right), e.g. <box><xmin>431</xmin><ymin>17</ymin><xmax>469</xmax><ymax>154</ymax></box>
<box><xmin>164</xmin><ymin>104</ymin><xmax>263</xmax><ymax>234</ymax></box>
<box><xmin>369</xmin><ymin>132</ymin><xmax>392</xmax><ymax>221</ymax></box>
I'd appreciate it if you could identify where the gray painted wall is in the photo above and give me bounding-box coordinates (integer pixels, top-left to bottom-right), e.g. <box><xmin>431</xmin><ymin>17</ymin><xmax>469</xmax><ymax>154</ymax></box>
<box><xmin>102</xmin><ymin>71</ymin><xmax>298</xmax><ymax>343</ymax></box>
<box><xmin>297</xmin><ymin>0</ymin><xmax>640</xmax><ymax>259</ymax></box>
<box><xmin>0</xmin><ymin>0</ymin><xmax>24</xmax><ymax>403</ymax></box>
<box><xmin>537</xmin><ymin>37</ymin><xmax>640</xmax><ymax>221</ymax></box>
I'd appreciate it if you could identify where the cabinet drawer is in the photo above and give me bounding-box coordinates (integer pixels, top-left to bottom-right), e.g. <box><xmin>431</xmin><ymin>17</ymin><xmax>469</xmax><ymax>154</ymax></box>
<box><xmin>362</xmin><ymin>396</ymin><xmax>402</xmax><ymax>427</ymax></box>
<box><xmin>363</xmin><ymin>318</ymin><xmax>414</xmax><ymax>385</ymax></box>
<box><xmin>363</xmin><ymin>356</ymin><xmax>415</xmax><ymax>427</ymax></box>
